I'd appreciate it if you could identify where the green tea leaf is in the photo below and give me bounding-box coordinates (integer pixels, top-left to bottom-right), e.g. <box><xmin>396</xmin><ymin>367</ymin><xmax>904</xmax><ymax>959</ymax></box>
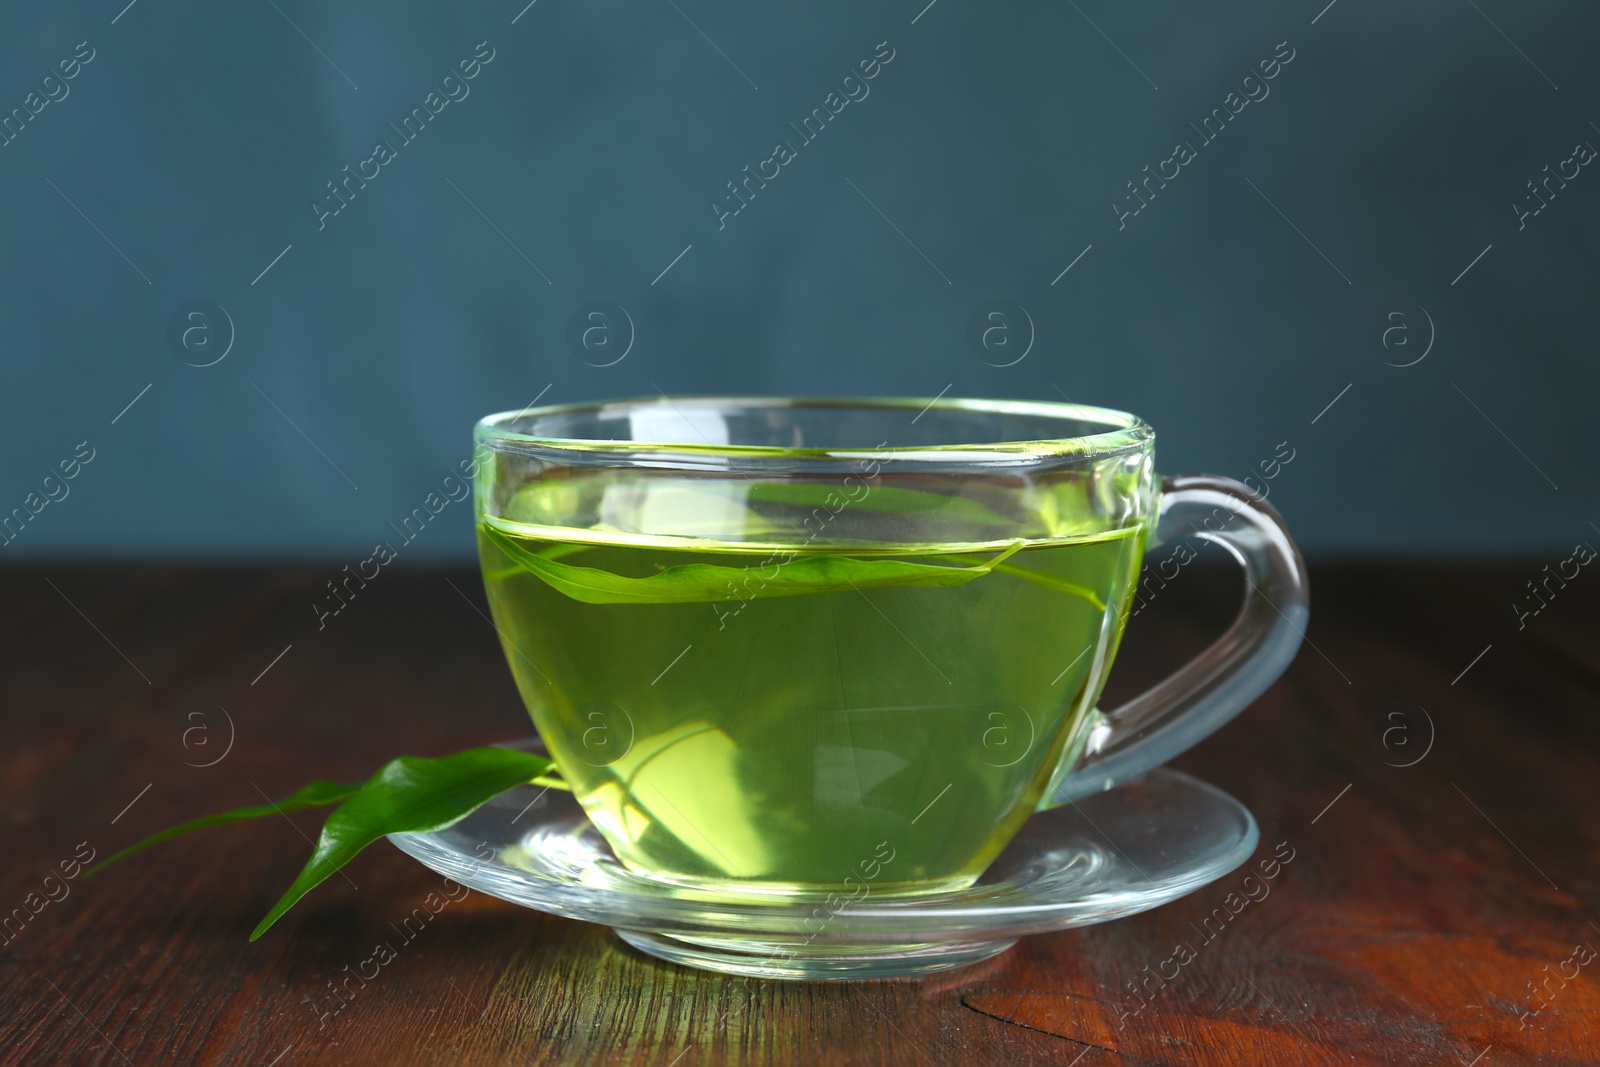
<box><xmin>942</xmin><ymin>555</ymin><xmax>1108</xmax><ymax>611</ymax></box>
<box><xmin>483</xmin><ymin>539</ymin><xmax>594</xmax><ymax>582</ymax></box>
<box><xmin>990</xmin><ymin>562</ymin><xmax>1106</xmax><ymax>611</ymax></box>
<box><xmin>88</xmin><ymin>779</ymin><xmax>361</xmax><ymax>877</ymax></box>
<box><xmin>483</xmin><ymin>524</ymin><xmax>1026</xmax><ymax>605</ymax></box>
<box><xmin>250</xmin><ymin>747</ymin><xmax>554</xmax><ymax>940</ymax></box>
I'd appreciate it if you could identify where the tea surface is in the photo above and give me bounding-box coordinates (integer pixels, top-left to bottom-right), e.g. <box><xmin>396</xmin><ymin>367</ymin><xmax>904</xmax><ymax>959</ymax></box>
<box><xmin>479</xmin><ymin>510</ymin><xmax>1146</xmax><ymax>895</ymax></box>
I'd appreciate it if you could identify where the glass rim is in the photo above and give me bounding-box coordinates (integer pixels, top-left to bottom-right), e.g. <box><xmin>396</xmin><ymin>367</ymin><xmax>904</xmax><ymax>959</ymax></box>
<box><xmin>474</xmin><ymin>395</ymin><xmax>1153</xmax><ymax>462</ymax></box>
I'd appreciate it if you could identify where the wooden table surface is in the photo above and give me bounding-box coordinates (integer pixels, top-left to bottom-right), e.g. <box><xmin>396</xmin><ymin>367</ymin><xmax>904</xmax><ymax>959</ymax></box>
<box><xmin>3</xmin><ymin>561</ymin><xmax>1597</xmax><ymax>1066</ymax></box>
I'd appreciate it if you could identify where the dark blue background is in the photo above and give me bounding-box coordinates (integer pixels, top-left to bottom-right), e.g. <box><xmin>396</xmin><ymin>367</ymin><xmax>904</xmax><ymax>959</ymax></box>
<box><xmin>2</xmin><ymin>0</ymin><xmax>1594</xmax><ymax>559</ymax></box>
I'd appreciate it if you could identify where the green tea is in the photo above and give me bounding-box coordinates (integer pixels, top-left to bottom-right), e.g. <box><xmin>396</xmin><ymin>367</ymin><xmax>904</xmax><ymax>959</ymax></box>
<box><xmin>479</xmin><ymin>499</ymin><xmax>1146</xmax><ymax>896</ymax></box>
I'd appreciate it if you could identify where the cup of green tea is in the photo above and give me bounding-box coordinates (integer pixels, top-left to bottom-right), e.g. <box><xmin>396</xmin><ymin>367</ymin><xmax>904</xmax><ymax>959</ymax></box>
<box><xmin>473</xmin><ymin>396</ymin><xmax>1305</xmax><ymax>898</ymax></box>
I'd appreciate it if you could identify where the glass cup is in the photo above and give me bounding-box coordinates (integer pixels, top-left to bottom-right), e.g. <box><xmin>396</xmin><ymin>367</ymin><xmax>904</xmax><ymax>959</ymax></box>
<box><xmin>473</xmin><ymin>396</ymin><xmax>1306</xmax><ymax>901</ymax></box>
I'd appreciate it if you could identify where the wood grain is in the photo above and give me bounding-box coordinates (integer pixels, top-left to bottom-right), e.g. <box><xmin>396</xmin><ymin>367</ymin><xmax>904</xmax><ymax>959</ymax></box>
<box><xmin>1</xmin><ymin>561</ymin><xmax>1595</xmax><ymax>1066</ymax></box>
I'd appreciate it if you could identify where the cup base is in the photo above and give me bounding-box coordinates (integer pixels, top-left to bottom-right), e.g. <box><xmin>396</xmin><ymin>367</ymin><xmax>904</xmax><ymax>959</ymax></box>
<box><xmin>616</xmin><ymin>929</ymin><xmax>1017</xmax><ymax>980</ymax></box>
<box><xmin>388</xmin><ymin>741</ymin><xmax>1259</xmax><ymax>982</ymax></box>
<box><xmin>610</xmin><ymin>866</ymin><xmax>980</xmax><ymax>903</ymax></box>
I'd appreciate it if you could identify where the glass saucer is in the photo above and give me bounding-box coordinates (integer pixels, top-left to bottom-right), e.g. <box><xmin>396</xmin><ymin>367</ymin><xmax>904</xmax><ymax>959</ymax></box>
<box><xmin>388</xmin><ymin>742</ymin><xmax>1257</xmax><ymax>981</ymax></box>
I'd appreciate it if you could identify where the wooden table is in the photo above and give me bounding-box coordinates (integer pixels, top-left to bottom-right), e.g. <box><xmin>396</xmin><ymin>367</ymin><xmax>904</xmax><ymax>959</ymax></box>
<box><xmin>4</xmin><ymin>562</ymin><xmax>1596</xmax><ymax>1065</ymax></box>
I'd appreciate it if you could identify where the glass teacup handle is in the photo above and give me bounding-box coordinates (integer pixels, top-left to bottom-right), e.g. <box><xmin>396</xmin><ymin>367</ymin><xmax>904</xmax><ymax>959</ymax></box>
<box><xmin>1040</xmin><ymin>475</ymin><xmax>1308</xmax><ymax>807</ymax></box>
